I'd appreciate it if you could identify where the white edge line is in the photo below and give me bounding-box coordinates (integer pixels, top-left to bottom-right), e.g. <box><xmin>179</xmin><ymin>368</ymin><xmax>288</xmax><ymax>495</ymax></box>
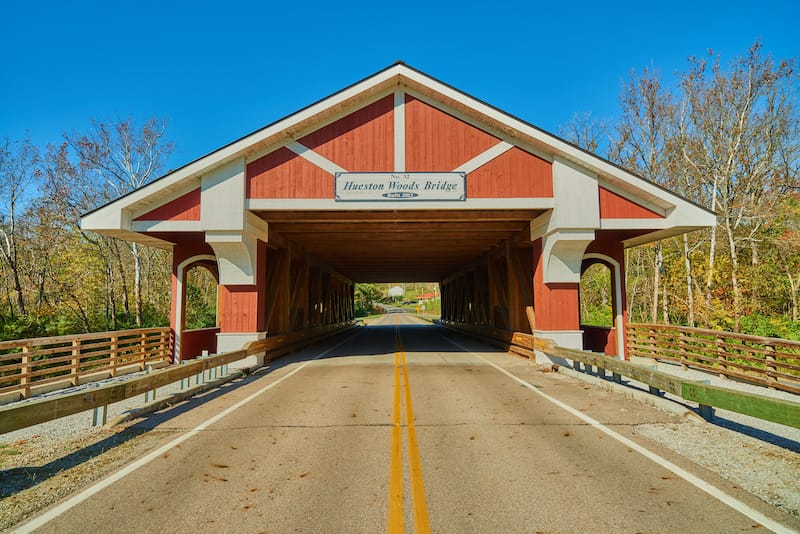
<box><xmin>443</xmin><ymin>336</ymin><xmax>796</xmax><ymax>534</ymax></box>
<box><xmin>13</xmin><ymin>333</ymin><xmax>358</xmax><ymax>534</ymax></box>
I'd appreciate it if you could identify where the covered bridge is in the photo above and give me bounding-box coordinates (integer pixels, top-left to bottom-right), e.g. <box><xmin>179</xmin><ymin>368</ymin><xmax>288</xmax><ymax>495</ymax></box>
<box><xmin>81</xmin><ymin>63</ymin><xmax>715</xmax><ymax>364</ymax></box>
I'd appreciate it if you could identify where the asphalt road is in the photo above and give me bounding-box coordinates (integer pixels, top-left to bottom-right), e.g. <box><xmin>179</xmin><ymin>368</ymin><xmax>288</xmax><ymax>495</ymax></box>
<box><xmin>17</xmin><ymin>314</ymin><xmax>800</xmax><ymax>533</ymax></box>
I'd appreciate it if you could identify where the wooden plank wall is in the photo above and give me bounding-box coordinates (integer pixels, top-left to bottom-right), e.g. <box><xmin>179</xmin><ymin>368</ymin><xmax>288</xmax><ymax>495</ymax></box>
<box><xmin>440</xmin><ymin>241</ymin><xmax>533</xmax><ymax>334</ymax></box>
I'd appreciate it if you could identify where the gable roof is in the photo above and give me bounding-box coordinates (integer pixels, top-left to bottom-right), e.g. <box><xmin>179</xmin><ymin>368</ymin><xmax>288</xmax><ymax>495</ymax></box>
<box><xmin>82</xmin><ymin>62</ymin><xmax>715</xmax><ymax>247</ymax></box>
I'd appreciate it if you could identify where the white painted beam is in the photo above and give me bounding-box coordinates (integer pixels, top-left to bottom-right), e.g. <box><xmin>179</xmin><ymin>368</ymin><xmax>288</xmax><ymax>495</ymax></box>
<box><xmin>286</xmin><ymin>141</ymin><xmax>347</xmax><ymax>175</ymax></box>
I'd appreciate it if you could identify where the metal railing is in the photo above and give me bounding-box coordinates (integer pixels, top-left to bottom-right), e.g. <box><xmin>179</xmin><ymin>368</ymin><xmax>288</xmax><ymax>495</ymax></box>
<box><xmin>626</xmin><ymin>323</ymin><xmax>800</xmax><ymax>395</ymax></box>
<box><xmin>0</xmin><ymin>328</ymin><xmax>171</xmax><ymax>400</ymax></box>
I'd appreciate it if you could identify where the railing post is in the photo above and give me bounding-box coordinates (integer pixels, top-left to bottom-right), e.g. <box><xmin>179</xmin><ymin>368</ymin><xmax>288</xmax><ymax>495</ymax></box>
<box><xmin>139</xmin><ymin>331</ymin><xmax>147</xmax><ymax>370</ymax></box>
<box><xmin>160</xmin><ymin>328</ymin><xmax>168</xmax><ymax>362</ymax></box>
<box><xmin>20</xmin><ymin>345</ymin><xmax>31</xmax><ymax>399</ymax></box>
<box><xmin>71</xmin><ymin>339</ymin><xmax>81</xmax><ymax>386</ymax></box>
<box><xmin>110</xmin><ymin>333</ymin><xmax>119</xmax><ymax>377</ymax></box>
<box><xmin>765</xmin><ymin>343</ymin><xmax>778</xmax><ymax>388</ymax></box>
<box><xmin>648</xmin><ymin>328</ymin><xmax>657</xmax><ymax>360</ymax></box>
<box><xmin>716</xmin><ymin>335</ymin><xmax>728</xmax><ymax>380</ymax></box>
<box><xmin>679</xmin><ymin>331</ymin><xmax>689</xmax><ymax>371</ymax></box>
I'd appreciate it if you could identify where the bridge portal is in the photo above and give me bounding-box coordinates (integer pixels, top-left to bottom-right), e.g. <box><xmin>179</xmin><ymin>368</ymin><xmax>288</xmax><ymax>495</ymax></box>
<box><xmin>81</xmin><ymin>63</ymin><xmax>714</xmax><ymax>364</ymax></box>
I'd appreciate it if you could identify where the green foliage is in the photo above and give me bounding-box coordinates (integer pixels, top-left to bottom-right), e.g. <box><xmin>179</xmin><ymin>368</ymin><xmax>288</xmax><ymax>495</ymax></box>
<box><xmin>580</xmin><ymin>264</ymin><xmax>613</xmax><ymax>327</ymax></box>
<box><xmin>185</xmin><ymin>284</ymin><xmax>217</xmax><ymax>329</ymax></box>
<box><xmin>354</xmin><ymin>283</ymin><xmax>383</xmax><ymax>317</ymax></box>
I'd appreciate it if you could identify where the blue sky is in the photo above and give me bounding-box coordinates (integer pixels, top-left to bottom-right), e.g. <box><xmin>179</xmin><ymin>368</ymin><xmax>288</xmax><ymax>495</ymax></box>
<box><xmin>1</xmin><ymin>0</ymin><xmax>797</xmax><ymax>171</ymax></box>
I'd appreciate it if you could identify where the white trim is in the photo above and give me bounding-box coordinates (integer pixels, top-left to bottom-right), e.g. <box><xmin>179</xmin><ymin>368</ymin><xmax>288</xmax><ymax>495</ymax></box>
<box><xmin>131</xmin><ymin>220</ymin><xmax>204</xmax><ymax>233</ymax></box>
<box><xmin>247</xmin><ymin>198</ymin><xmax>554</xmax><ymax>211</ymax></box>
<box><xmin>394</xmin><ymin>91</ymin><xmax>406</xmax><ymax>172</ymax></box>
<box><xmin>286</xmin><ymin>141</ymin><xmax>347</xmax><ymax>175</ymax></box>
<box><xmin>600</xmin><ymin>218</ymin><xmax>670</xmax><ymax>230</ymax></box>
<box><xmin>217</xmin><ymin>332</ymin><xmax>267</xmax><ymax>368</ymax></box>
<box><xmin>174</xmin><ymin>254</ymin><xmax>218</xmax><ymax>363</ymax></box>
<box><xmin>582</xmin><ymin>253</ymin><xmax>625</xmax><ymax>359</ymax></box>
<box><xmin>452</xmin><ymin>141</ymin><xmax>513</xmax><ymax>173</ymax></box>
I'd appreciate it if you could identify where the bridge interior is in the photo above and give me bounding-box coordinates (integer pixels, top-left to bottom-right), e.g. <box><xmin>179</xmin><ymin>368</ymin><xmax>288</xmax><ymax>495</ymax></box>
<box><xmin>259</xmin><ymin>208</ymin><xmax>542</xmax><ymax>283</ymax></box>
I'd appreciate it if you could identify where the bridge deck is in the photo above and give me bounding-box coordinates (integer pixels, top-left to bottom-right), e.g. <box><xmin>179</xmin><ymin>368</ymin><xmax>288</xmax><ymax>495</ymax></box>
<box><xmin>20</xmin><ymin>314</ymin><xmax>799</xmax><ymax>533</ymax></box>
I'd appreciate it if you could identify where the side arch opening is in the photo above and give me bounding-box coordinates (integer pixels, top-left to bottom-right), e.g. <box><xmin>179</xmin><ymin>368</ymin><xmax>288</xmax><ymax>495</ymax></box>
<box><xmin>580</xmin><ymin>255</ymin><xmax>624</xmax><ymax>357</ymax></box>
<box><xmin>176</xmin><ymin>256</ymin><xmax>219</xmax><ymax>361</ymax></box>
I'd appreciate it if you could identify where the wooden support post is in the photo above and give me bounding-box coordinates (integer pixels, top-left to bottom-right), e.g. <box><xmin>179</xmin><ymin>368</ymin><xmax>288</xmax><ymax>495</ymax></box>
<box><xmin>160</xmin><ymin>329</ymin><xmax>168</xmax><ymax>362</ymax></box>
<box><xmin>716</xmin><ymin>335</ymin><xmax>727</xmax><ymax>380</ymax></box>
<box><xmin>765</xmin><ymin>343</ymin><xmax>778</xmax><ymax>388</ymax></box>
<box><xmin>679</xmin><ymin>331</ymin><xmax>689</xmax><ymax>371</ymax></box>
<box><xmin>648</xmin><ymin>328</ymin><xmax>658</xmax><ymax>361</ymax></box>
<box><xmin>525</xmin><ymin>306</ymin><xmax>536</xmax><ymax>333</ymax></box>
<box><xmin>140</xmin><ymin>331</ymin><xmax>147</xmax><ymax>370</ymax></box>
<box><xmin>71</xmin><ymin>339</ymin><xmax>81</xmax><ymax>386</ymax></box>
<box><xmin>110</xmin><ymin>333</ymin><xmax>119</xmax><ymax>377</ymax></box>
<box><xmin>20</xmin><ymin>345</ymin><xmax>31</xmax><ymax>399</ymax></box>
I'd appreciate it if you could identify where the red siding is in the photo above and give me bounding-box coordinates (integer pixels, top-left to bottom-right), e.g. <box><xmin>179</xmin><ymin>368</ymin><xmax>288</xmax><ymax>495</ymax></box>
<box><xmin>219</xmin><ymin>285</ymin><xmax>260</xmax><ymax>332</ymax></box>
<box><xmin>468</xmin><ymin>147</ymin><xmax>552</xmax><ymax>198</ymax></box>
<box><xmin>532</xmin><ymin>239</ymin><xmax>580</xmax><ymax>331</ymax></box>
<box><xmin>599</xmin><ymin>187</ymin><xmax>663</xmax><ymax>219</ymax></box>
<box><xmin>247</xmin><ymin>147</ymin><xmax>333</xmax><ymax>198</ymax></box>
<box><xmin>180</xmin><ymin>327</ymin><xmax>219</xmax><ymax>360</ymax></box>
<box><xmin>405</xmin><ymin>95</ymin><xmax>499</xmax><ymax>172</ymax></box>
<box><xmin>582</xmin><ymin>326</ymin><xmax>617</xmax><ymax>355</ymax></box>
<box><xmin>217</xmin><ymin>240</ymin><xmax>266</xmax><ymax>333</ymax></box>
<box><xmin>135</xmin><ymin>188</ymin><xmax>200</xmax><ymax>221</ymax></box>
<box><xmin>299</xmin><ymin>95</ymin><xmax>393</xmax><ymax>172</ymax></box>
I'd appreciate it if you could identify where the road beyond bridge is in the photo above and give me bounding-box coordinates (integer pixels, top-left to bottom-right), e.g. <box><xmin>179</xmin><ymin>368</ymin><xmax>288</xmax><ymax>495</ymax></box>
<box><xmin>15</xmin><ymin>314</ymin><xmax>799</xmax><ymax>533</ymax></box>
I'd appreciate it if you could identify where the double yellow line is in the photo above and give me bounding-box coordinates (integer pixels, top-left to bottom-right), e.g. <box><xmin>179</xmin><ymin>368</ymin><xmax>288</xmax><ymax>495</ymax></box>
<box><xmin>388</xmin><ymin>321</ymin><xmax>430</xmax><ymax>534</ymax></box>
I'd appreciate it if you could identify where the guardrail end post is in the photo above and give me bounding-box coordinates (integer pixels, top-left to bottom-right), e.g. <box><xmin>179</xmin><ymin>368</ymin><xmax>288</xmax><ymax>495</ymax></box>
<box><xmin>92</xmin><ymin>405</ymin><xmax>107</xmax><ymax>427</ymax></box>
<box><xmin>698</xmin><ymin>404</ymin><xmax>715</xmax><ymax>421</ymax></box>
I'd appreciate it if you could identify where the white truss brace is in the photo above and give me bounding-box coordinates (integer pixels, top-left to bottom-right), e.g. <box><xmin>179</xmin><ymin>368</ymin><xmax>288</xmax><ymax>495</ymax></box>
<box><xmin>286</xmin><ymin>141</ymin><xmax>348</xmax><ymax>175</ymax></box>
<box><xmin>394</xmin><ymin>91</ymin><xmax>406</xmax><ymax>172</ymax></box>
<box><xmin>452</xmin><ymin>141</ymin><xmax>513</xmax><ymax>173</ymax></box>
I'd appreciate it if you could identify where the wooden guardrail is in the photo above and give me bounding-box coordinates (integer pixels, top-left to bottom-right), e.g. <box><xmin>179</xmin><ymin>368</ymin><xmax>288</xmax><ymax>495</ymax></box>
<box><xmin>0</xmin><ymin>321</ymin><xmax>355</xmax><ymax>435</ymax></box>
<box><xmin>0</xmin><ymin>328</ymin><xmax>170</xmax><ymax>401</ymax></box>
<box><xmin>627</xmin><ymin>323</ymin><xmax>800</xmax><ymax>395</ymax></box>
<box><xmin>439</xmin><ymin>320</ymin><xmax>800</xmax><ymax>429</ymax></box>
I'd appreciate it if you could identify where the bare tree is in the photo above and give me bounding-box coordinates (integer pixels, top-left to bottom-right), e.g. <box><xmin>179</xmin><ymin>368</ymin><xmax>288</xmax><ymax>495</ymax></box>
<box><xmin>558</xmin><ymin>111</ymin><xmax>610</xmax><ymax>154</ymax></box>
<box><xmin>676</xmin><ymin>43</ymin><xmax>799</xmax><ymax>330</ymax></box>
<box><xmin>0</xmin><ymin>137</ymin><xmax>40</xmax><ymax>316</ymax></box>
<box><xmin>611</xmin><ymin>67</ymin><xmax>677</xmax><ymax>324</ymax></box>
<box><xmin>69</xmin><ymin>118</ymin><xmax>173</xmax><ymax>326</ymax></box>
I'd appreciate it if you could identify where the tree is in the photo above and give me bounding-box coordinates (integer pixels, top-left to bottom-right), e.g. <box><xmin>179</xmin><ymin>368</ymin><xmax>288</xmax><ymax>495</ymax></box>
<box><xmin>0</xmin><ymin>136</ymin><xmax>39</xmax><ymax>317</ymax></box>
<box><xmin>68</xmin><ymin>118</ymin><xmax>173</xmax><ymax>327</ymax></box>
<box><xmin>676</xmin><ymin>43</ymin><xmax>800</xmax><ymax>330</ymax></box>
<box><xmin>612</xmin><ymin>67</ymin><xmax>676</xmax><ymax>324</ymax></box>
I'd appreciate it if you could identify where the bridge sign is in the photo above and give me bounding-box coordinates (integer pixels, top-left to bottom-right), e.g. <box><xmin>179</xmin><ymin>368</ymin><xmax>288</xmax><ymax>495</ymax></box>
<box><xmin>335</xmin><ymin>172</ymin><xmax>466</xmax><ymax>201</ymax></box>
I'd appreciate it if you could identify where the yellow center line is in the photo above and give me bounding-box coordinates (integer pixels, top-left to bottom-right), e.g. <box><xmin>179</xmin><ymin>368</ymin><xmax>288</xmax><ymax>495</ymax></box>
<box><xmin>387</xmin><ymin>316</ymin><xmax>431</xmax><ymax>534</ymax></box>
<box><xmin>388</xmin><ymin>321</ymin><xmax>404</xmax><ymax>534</ymax></box>
<box><xmin>399</xmin><ymin>334</ymin><xmax>431</xmax><ymax>534</ymax></box>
